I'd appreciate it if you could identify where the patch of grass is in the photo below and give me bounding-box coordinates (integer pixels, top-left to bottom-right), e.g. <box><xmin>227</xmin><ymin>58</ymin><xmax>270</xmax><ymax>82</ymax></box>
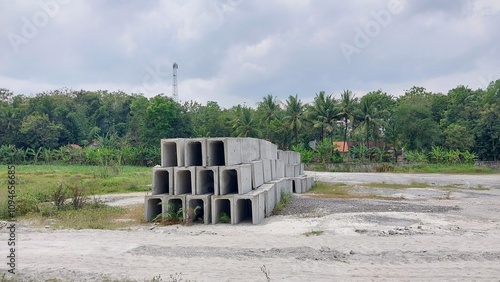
<box><xmin>307</xmin><ymin>182</ymin><xmax>404</xmax><ymax>200</ymax></box>
<box><xmin>273</xmin><ymin>190</ymin><xmax>292</xmax><ymax>214</ymax></box>
<box><xmin>393</xmin><ymin>163</ymin><xmax>498</xmax><ymax>174</ymax></box>
<box><xmin>24</xmin><ymin>205</ymin><xmax>126</xmax><ymax>229</ymax></box>
<box><xmin>23</xmin><ymin>202</ymin><xmax>146</xmax><ymax>230</ymax></box>
<box><xmin>473</xmin><ymin>185</ymin><xmax>490</xmax><ymax>191</ymax></box>
<box><xmin>308</xmin><ymin>182</ymin><xmax>350</xmax><ymax>196</ymax></box>
<box><xmin>303</xmin><ymin>230</ymin><xmax>324</xmax><ymax>236</ymax></box>
<box><xmin>116</xmin><ymin>204</ymin><xmax>146</xmax><ymax>224</ymax></box>
<box><xmin>361</xmin><ymin>181</ymin><xmax>429</xmax><ymax>189</ymax></box>
<box><xmin>306</xmin><ymin>193</ymin><xmax>398</xmax><ymax>200</ymax></box>
<box><xmin>441</xmin><ymin>183</ymin><xmax>463</xmax><ymax>188</ymax></box>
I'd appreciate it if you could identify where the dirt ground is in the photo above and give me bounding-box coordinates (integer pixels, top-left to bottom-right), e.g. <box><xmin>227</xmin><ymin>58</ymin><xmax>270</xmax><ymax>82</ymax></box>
<box><xmin>1</xmin><ymin>172</ymin><xmax>500</xmax><ymax>281</ymax></box>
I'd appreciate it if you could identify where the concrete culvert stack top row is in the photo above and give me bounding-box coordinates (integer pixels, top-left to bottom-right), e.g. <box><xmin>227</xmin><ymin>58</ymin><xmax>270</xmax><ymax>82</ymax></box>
<box><xmin>145</xmin><ymin>137</ymin><xmax>314</xmax><ymax>225</ymax></box>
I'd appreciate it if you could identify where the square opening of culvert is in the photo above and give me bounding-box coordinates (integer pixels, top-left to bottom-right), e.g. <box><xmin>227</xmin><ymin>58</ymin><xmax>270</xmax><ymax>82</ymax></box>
<box><xmin>214</xmin><ymin>199</ymin><xmax>231</xmax><ymax>224</ymax></box>
<box><xmin>176</xmin><ymin>170</ymin><xmax>192</xmax><ymax>194</ymax></box>
<box><xmin>292</xmin><ymin>180</ymin><xmax>297</xmax><ymax>193</ymax></box>
<box><xmin>235</xmin><ymin>199</ymin><xmax>252</xmax><ymax>224</ymax></box>
<box><xmin>153</xmin><ymin>170</ymin><xmax>170</xmax><ymax>194</ymax></box>
<box><xmin>208</xmin><ymin>140</ymin><xmax>225</xmax><ymax>166</ymax></box>
<box><xmin>147</xmin><ymin>198</ymin><xmax>162</xmax><ymax>222</ymax></box>
<box><xmin>198</xmin><ymin>170</ymin><xmax>215</xmax><ymax>194</ymax></box>
<box><xmin>188</xmin><ymin>199</ymin><xmax>205</xmax><ymax>223</ymax></box>
<box><xmin>221</xmin><ymin>169</ymin><xmax>238</xmax><ymax>195</ymax></box>
<box><xmin>162</xmin><ymin>142</ymin><xmax>177</xmax><ymax>167</ymax></box>
<box><xmin>186</xmin><ymin>141</ymin><xmax>203</xmax><ymax>166</ymax></box>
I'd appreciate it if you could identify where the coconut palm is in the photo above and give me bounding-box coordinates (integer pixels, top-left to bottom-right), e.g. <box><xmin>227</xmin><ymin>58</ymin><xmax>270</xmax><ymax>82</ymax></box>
<box><xmin>358</xmin><ymin>96</ymin><xmax>384</xmax><ymax>149</ymax></box>
<box><xmin>337</xmin><ymin>90</ymin><xmax>356</xmax><ymax>152</ymax></box>
<box><xmin>258</xmin><ymin>95</ymin><xmax>280</xmax><ymax>139</ymax></box>
<box><xmin>308</xmin><ymin>91</ymin><xmax>338</xmax><ymax>140</ymax></box>
<box><xmin>284</xmin><ymin>95</ymin><xmax>304</xmax><ymax>144</ymax></box>
<box><xmin>232</xmin><ymin>107</ymin><xmax>261</xmax><ymax>138</ymax></box>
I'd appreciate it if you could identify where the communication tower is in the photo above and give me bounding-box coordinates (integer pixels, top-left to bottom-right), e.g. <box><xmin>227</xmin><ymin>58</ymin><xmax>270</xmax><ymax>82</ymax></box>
<box><xmin>172</xmin><ymin>62</ymin><xmax>178</xmax><ymax>101</ymax></box>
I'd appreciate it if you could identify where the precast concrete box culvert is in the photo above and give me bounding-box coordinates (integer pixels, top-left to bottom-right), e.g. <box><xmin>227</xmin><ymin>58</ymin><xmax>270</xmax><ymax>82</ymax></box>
<box><xmin>145</xmin><ymin>137</ymin><xmax>314</xmax><ymax>224</ymax></box>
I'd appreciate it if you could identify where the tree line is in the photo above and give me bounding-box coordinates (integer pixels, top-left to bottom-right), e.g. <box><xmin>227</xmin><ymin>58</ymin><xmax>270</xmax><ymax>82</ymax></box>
<box><xmin>0</xmin><ymin>79</ymin><xmax>499</xmax><ymax>165</ymax></box>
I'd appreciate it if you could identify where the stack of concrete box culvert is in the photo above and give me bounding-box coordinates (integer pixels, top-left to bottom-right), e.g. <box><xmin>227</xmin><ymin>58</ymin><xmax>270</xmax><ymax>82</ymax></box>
<box><xmin>144</xmin><ymin>137</ymin><xmax>314</xmax><ymax>225</ymax></box>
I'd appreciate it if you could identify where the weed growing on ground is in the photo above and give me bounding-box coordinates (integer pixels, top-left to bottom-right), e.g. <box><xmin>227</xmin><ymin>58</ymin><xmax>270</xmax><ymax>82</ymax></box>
<box><xmin>153</xmin><ymin>202</ymin><xmax>184</xmax><ymax>225</ymax></box>
<box><xmin>273</xmin><ymin>190</ymin><xmax>292</xmax><ymax>214</ymax></box>
<box><xmin>52</xmin><ymin>182</ymin><xmax>67</xmax><ymax>209</ymax></box>
<box><xmin>218</xmin><ymin>211</ymin><xmax>231</xmax><ymax>223</ymax></box>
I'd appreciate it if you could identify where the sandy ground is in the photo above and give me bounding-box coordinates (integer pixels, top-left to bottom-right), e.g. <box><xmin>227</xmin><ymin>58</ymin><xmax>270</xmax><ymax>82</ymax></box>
<box><xmin>1</xmin><ymin>172</ymin><xmax>500</xmax><ymax>281</ymax></box>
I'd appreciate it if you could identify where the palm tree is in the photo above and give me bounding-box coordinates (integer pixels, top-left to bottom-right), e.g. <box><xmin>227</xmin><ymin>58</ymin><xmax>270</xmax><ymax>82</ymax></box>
<box><xmin>258</xmin><ymin>95</ymin><xmax>280</xmax><ymax>139</ymax></box>
<box><xmin>308</xmin><ymin>91</ymin><xmax>338</xmax><ymax>140</ymax></box>
<box><xmin>232</xmin><ymin>107</ymin><xmax>261</xmax><ymax>137</ymax></box>
<box><xmin>337</xmin><ymin>90</ymin><xmax>356</xmax><ymax>152</ymax></box>
<box><xmin>284</xmin><ymin>94</ymin><xmax>304</xmax><ymax>144</ymax></box>
<box><xmin>359</xmin><ymin>97</ymin><xmax>377</xmax><ymax>149</ymax></box>
<box><xmin>384</xmin><ymin>117</ymin><xmax>399</xmax><ymax>162</ymax></box>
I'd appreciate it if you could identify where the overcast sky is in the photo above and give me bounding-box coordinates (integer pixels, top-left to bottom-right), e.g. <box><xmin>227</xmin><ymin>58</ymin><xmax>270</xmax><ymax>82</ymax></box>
<box><xmin>1</xmin><ymin>0</ymin><xmax>499</xmax><ymax>108</ymax></box>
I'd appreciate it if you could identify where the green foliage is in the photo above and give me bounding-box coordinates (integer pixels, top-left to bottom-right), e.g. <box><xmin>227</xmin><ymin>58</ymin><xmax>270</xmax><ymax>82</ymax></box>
<box><xmin>395</xmin><ymin>103</ymin><xmax>442</xmax><ymax>151</ymax></box>
<box><xmin>231</xmin><ymin>106</ymin><xmax>262</xmax><ymax>138</ymax></box>
<box><xmin>315</xmin><ymin>138</ymin><xmax>343</xmax><ymax>163</ymax></box>
<box><xmin>218</xmin><ymin>211</ymin><xmax>231</xmax><ymax>224</ymax></box>
<box><xmin>154</xmin><ymin>201</ymin><xmax>184</xmax><ymax>224</ymax></box>
<box><xmin>461</xmin><ymin>150</ymin><xmax>478</xmax><ymax>163</ymax></box>
<box><xmin>308</xmin><ymin>91</ymin><xmax>338</xmax><ymax>140</ymax></box>
<box><xmin>429</xmin><ymin>146</ymin><xmax>446</xmax><ymax>164</ymax></box>
<box><xmin>68</xmin><ymin>183</ymin><xmax>88</xmax><ymax>210</ymax></box>
<box><xmin>349</xmin><ymin>144</ymin><xmax>370</xmax><ymax>162</ymax></box>
<box><xmin>20</xmin><ymin>113</ymin><xmax>62</xmax><ymax>149</ymax></box>
<box><xmin>338</xmin><ymin>90</ymin><xmax>357</xmax><ymax>151</ymax></box>
<box><xmin>444</xmin><ymin>124</ymin><xmax>475</xmax><ymax>151</ymax></box>
<box><xmin>0</xmin><ymin>81</ymin><xmax>499</xmax><ymax>162</ymax></box>
<box><xmin>406</xmin><ymin>148</ymin><xmax>480</xmax><ymax>165</ymax></box>
<box><xmin>291</xmin><ymin>143</ymin><xmax>314</xmax><ymax>164</ymax></box>
<box><xmin>404</xmin><ymin>150</ymin><xmax>428</xmax><ymax>163</ymax></box>
<box><xmin>52</xmin><ymin>182</ymin><xmax>68</xmax><ymax>210</ymax></box>
<box><xmin>273</xmin><ymin>190</ymin><xmax>292</xmax><ymax>214</ymax></box>
<box><xmin>15</xmin><ymin>192</ymin><xmax>40</xmax><ymax>216</ymax></box>
<box><xmin>284</xmin><ymin>94</ymin><xmax>305</xmax><ymax>144</ymax></box>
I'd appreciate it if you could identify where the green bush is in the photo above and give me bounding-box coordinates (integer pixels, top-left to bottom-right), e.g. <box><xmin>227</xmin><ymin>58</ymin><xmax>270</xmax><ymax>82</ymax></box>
<box><xmin>16</xmin><ymin>192</ymin><xmax>40</xmax><ymax>216</ymax></box>
<box><xmin>291</xmin><ymin>143</ymin><xmax>314</xmax><ymax>164</ymax></box>
<box><xmin>315</xmin><ymin>138</ymin><xmax>337</xmax><ymax>163</ymax></box>
<box><xmin>218</xmin><ymin>211</ymin><xmax>230</xmax><ymax>224</ymax></box>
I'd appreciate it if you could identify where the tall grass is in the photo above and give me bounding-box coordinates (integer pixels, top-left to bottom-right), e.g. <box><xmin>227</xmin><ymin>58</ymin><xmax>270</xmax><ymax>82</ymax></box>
<box><xmin>0</xmin><ymin>165</ymin><xmax>151</xmax><ymax>220</ymax></box>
